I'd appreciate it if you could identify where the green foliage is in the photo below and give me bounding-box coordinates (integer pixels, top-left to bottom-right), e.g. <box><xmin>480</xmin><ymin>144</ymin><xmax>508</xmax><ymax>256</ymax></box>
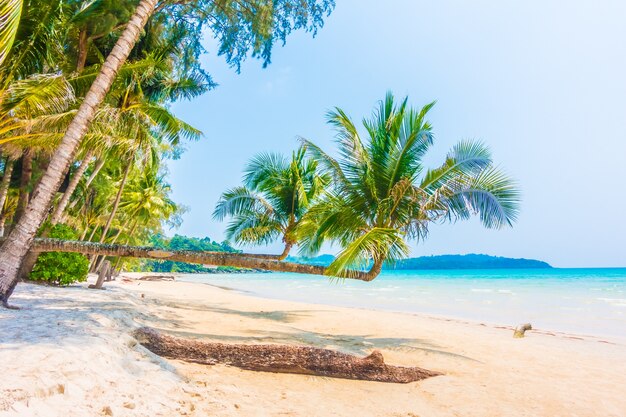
<box><xmin>0</xmin><ymin>0</ymin><xmax>22</xmax><ymax>67</ymax></box>
<box><xmin>299</xmin><ymin>92</ymin><xmax>521</xmax><ymax>277</ymax></box>
<box><xmin>138</xmin><ymin>234</ymin><xmax>239</xmax><ymax>273</ymax></box>
<box><xmin>30</xmin><ymin>224</ymin><xmax>89</xmax><ymax>285</ymax></box>
<box><xmin>214</xmin><ymin>146</ymin><xmax>329</xmax><ymax>250</ymax></box>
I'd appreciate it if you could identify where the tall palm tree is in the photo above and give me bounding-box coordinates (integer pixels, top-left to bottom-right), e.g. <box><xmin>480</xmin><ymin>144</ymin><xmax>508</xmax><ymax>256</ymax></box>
<box><xmin>300</xmin><ymin>92</ymin><xmax>520</xmax><ymax>280</ymax></box>
<box><xmin>214</xmin><ymin>146</ymin><xmax>329</xmax><ymax>260</ymax></box>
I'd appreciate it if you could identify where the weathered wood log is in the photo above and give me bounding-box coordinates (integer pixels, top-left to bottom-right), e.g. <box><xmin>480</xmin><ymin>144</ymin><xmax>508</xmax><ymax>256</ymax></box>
<box><xmin>136</xmin><ymin>275</ymin><xmax>175</xmax><ymax>281</ymax></box>
<box><xmin>89</xmin><ymin>260</ymin><xmax>110</xmax><ymax>289</ymax></box>
<box><xmin>513</xmin><ymin>323</ymin><xmax>532</xmax><ymax>338</ymax></box>
<box><xmin>133</xmin><ymin>327</ymin><xmax>440</xmax><ymax>383</ymax></box>
<box><xmin>0</xmin><ymin>237</ymin><xmax>381</xmax><ymax>281</ymax></box>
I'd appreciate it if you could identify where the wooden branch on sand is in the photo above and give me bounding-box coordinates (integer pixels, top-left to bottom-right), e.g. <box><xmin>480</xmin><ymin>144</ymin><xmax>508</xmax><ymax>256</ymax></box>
<box><xmin>133</xmin><ymin>327</ymin><xmax>440</xmax><ymax>384</ymax></box>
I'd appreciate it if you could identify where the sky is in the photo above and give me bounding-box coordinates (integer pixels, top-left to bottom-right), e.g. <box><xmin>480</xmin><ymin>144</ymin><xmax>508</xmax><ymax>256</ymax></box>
<box><xmin>167</xmin><ymin>0</ymin><xmax>626</xmax><ymax>268</ymax></box>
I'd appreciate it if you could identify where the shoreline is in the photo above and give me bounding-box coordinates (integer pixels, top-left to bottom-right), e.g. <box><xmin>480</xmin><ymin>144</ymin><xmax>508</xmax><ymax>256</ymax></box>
<box><xmin>2</xmin><ymin>275</ymin><xmax>626</xmax><ymax>416</ymax></box>
<box><xmin>190</xmin><ymin>278</ymin><xmax>625</xmax><ymax>346</ymax></box>
<box><xmin>172</xmin><ymin>271</ymin><xmax>626</xmax><ymax>345</ymax></box>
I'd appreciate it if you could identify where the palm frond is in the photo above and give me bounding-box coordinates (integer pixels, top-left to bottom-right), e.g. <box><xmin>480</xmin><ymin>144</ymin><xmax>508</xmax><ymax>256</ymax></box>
<box><xmin>420</xmin><ymin>139</ymin><xmax>492</xmax><ymax>193</ymax></box>
<box><xmin>0</xmin><ymin>0</ymin><xmax>22</xmax><ymax>66</ymax></box>
<box><xmin>213</xmin><ymin>186</ymin><xmax>274</xmax><ymax>221</ymax></box>
<box><xmin>444</xmin><ymin>166</ymin><xmax>520</xmax><ymax>228</ymax></box>
<box><xmin>325</xmin><ymin>227</ymin><xmax>408</xmax><ymax>278</ymax></box>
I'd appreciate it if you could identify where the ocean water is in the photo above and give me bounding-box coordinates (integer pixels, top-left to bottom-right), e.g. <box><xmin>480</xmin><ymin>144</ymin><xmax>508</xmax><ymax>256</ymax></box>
<box><xmin>178</xmin><ymin>268</ymin><xmax>626</xmax><ymax>341</ymax></box>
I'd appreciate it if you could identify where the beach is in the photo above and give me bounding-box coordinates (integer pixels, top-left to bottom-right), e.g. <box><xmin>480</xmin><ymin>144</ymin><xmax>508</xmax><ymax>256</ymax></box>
<box><xmin>2</xmin><ymin>275</ymin><xmax>626</xmax><ymax>417</ymax></box>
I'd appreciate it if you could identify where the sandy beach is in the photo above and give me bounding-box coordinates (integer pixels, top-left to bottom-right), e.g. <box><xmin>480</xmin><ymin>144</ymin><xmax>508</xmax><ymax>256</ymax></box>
<box><xmin>2</xmin><ymin>275</ymin><xmax>626</xmax><ymax>417</ymax></box>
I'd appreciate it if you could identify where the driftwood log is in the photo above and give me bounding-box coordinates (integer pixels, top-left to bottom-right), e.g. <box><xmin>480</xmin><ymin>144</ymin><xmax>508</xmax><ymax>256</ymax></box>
<box><xmin>136</xmin><ymin>275</ymin><xmax>175</xmax><ymax>281</ymax></box>
<box><xmin>134</xmin><ymin>327</ymin><xmax>440</xmax><ymax>383</ymax></box>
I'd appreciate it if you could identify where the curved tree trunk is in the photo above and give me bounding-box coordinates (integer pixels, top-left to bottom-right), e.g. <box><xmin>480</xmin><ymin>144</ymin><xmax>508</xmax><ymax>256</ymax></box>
<box><xmin>49</xmin><ymin>149</ymin><xmax>94</xmax><ymax>225</ymax></box>
<box><xmin>1</xmin><ymin>238</ymin><xmax>386</xmax><ymax>282</ymax></box>
<box><xmin>0</xmin><ymin>0</ymin><xmax>158</xmax><ymax>308</ymax></box>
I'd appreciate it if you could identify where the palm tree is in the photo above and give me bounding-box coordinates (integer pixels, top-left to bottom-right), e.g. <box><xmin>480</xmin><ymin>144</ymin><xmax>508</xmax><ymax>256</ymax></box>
<box><xmin>299</xmin><ymin>92</ymin><xmax>520</xmax><ymax>280</ymax></box>
<box><xmin>0</xmin><ymin>0</ymin><xmax>334</xmax><ymax>307</ymax></box>
<box><xmin>214</xmin><ymin>146</ymin><xmax>329</xmax><ymax>260</ymax></box>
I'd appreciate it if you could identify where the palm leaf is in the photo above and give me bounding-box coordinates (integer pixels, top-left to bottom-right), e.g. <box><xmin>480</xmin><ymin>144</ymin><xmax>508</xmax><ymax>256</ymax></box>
<box><xmin>0</xmin><ymin>0</ymin><xmax>22</xmax><ymax>66</ymax></box>
<box><xmin>326</xmin><ymin>227</ymin><xmax>408</xmax><ymax>278</ymax></box>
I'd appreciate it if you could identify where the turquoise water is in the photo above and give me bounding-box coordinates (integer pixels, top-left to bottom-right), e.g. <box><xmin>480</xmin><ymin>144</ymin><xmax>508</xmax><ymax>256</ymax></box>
<box><xmin>178</xmin><ymin>268</ymin><xmax>626</xmax><ymax>341</ymax></box>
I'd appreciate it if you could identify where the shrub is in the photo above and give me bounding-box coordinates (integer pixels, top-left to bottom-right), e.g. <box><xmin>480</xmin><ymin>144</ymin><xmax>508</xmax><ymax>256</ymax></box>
<box><xmin>30</xmin><ymin>224</ymin><xmax>89</xmax><ymax>286</ymax></box>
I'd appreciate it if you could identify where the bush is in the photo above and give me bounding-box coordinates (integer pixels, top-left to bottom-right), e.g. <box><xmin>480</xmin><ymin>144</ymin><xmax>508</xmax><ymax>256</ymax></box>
<box><xmin>30</xmin><ymin>224</ymin><xmax>89</xmax><ymax>286</ymax></box>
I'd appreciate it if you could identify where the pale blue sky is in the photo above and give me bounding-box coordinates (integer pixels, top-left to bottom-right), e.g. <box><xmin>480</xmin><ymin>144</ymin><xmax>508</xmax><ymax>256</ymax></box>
<box><xmin>168</xmin><ymin>0</ymin><xmax>626</xmax><ymax>268</ymax></box>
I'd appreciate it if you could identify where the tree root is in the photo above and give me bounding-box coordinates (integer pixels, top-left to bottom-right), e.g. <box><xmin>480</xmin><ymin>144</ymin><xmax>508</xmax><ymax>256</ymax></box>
<box><xmin>133</xmin><ymin>327</ymin><xmax>441</xmax><ymax>383</ymax></box>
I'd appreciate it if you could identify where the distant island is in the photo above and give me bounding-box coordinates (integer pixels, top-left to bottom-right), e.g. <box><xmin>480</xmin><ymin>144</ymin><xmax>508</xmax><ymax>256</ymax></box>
<box><xmin>287</xmin><ymin>254</ymin><xmax>552</xmax><ymax>270</ymax></box>
<box><xmin>135</xmin><ymin>235</ymin><xmax>551</xmax><ymax>272</ymax></box>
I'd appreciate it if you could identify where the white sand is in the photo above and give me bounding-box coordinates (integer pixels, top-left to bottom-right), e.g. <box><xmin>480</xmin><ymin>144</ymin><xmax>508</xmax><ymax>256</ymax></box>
<box><xmin>2</xmin><ymin>274</ymin><xmax>626</xmax><ymax>416</ymax></box>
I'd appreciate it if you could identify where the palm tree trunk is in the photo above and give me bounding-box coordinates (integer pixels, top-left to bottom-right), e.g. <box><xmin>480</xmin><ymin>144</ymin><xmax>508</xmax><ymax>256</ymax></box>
<box><xmin>249</xmin><ymin>242</ymin><xmax>293</xmax><ymax>261</ymax></box>
<box><xmin>89</xmin><ymin>162</ymin><xmax>132</xmax><ymax>272</ymax></box>
<box><xmin>49</xmin><ymin>149</ymin><xmax>94</xmax><ymax>225</ymax></box>
<box><xmin>0</xmin><ymin>216</ymin><xmax>7</xmax><ymax>238</ymax></box>
<box><xmin>0</xmin><ymin>158</ymin><xmax>14</xmax><ymax>226</ymax></box>
<box><xmin>89</xmin><ymin>162</ymin><xmax>131</xmax><ymax>271</ymax></box>
<box><xmin>99</xmin><ymin>162</ymin><xmax>131</xmax><ymax>244</ymax></box>
<box><xmin>0</xmin><ymin>238</ymin><xmax>385</xmax><ymax>282</ymax></box>
<box><xmin>92</xmin><ymin>218</ymin><xmax>134</xmax><ymax>272</ymax></box>
<box><xmin>76</xmin><ymin>28</ymin><xmax>88</xmax><ymax>72</ymax></box>
<box><xmin>67</xmin><ymin>156</ymin><xmax>105</xmax><ymax>212</ymax></box>
<box><xmin>13</xmin><ymin>149</ymin><xmax>33</xmax><ymax>224</ymax></box>
<box><xmin>361</xmin><ymin>258</ymin><xmax>384</xmax><ymax>282</ymax></box>
<box><xmin>0</xmin><ymin>0</ymin><xmax>157</xmax><ymax>308</ymax></box>
<box><xmin>19</xmin><ymin>150</ymin><xmax>96</xmax><ymax>281</ymax></box>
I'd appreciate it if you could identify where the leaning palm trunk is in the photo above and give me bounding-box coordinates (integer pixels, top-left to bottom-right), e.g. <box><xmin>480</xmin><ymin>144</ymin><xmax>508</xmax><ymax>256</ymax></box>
<box><xmin>0</xmin><ymin>238</ymin><xmax>385</xmax><ymax>282</ymax></box>
<box><xmin>98</xmin><ymin>161</ymin><xmax>131</xmax><ymax>245</ymax></box>
<box><xmin>18</xmin><ymin>151</ymin><xmax>98</xmax><ymax>280</ymax></box>
<box><xmin>67</xmin><ymin>157</ymin><xmax>105</xmax><ymax>212</ymax></box>
<box><xmin>89</xmin><ymin>161</ymin><xmax>131</xmax><ymax>271</ymax></box>
<box><xmin>247</xmin><ymin>242</ymin><xmax>293</xmax><ymax>261</ymax></box>
<box><xmin>49</xmin><ymin>149</ymin><xmax>95</xmax><ymax>224</ymax></box>
<box><xmin>0</xmin><ymin>0</ymin><xmax>157</xmax><ymax>308</ymax></box>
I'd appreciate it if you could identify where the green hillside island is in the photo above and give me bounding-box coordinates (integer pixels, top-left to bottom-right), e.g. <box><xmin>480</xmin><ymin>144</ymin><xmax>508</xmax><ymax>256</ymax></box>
<box><xmin>287</xmin><ymin>254</ymin><xmax>552</xmax><ymax>270</ymax></box>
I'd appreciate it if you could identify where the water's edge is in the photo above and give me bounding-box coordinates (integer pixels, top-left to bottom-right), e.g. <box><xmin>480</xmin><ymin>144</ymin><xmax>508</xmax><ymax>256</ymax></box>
<box><xmin>177</xmin><ymin>268</ymin><xmax>626</xmax><ymax>343</ymax></box>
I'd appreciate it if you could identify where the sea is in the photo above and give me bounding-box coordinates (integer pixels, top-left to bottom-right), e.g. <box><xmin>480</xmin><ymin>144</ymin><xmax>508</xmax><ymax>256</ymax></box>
<box><xmin>178</xmin><ymin>268</ymin><xmax>626</xmax><ymax>341</ymax></box>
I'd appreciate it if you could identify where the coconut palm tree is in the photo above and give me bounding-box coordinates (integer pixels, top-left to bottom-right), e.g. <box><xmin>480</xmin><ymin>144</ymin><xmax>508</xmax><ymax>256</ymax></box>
<box><xmin>299</xmin><ymin>92</ymin><xmax>520</xmax><ymax>280</ymax></box>
<box><xmin>214</xmin><ymin>146</ymin><xmax>329</xmax><ymax>260</ymax></box>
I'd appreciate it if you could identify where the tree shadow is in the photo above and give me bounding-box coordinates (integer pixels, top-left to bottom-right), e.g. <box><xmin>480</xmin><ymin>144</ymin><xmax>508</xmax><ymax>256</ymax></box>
<box><xmin>1</xmin><ymin>282</ymin><xmax>477</xmax><ymax>365</ymax></box>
